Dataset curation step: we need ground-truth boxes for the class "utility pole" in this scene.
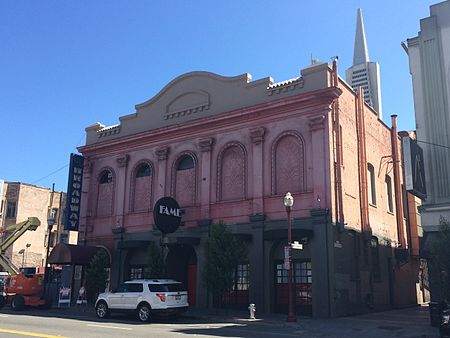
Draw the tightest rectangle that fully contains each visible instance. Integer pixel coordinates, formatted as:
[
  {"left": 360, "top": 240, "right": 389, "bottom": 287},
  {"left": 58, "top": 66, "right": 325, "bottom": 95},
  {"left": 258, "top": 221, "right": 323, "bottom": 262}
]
[{"left": 43, "top": 184, "right": 55, "bottom": 297}]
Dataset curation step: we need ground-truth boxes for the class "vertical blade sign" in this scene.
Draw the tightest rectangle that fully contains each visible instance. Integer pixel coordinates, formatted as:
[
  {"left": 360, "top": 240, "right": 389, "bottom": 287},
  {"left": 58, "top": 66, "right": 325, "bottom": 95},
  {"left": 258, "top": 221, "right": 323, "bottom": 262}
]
[{"left": 64, "top": 153, "right": 84, "bottom": 231}]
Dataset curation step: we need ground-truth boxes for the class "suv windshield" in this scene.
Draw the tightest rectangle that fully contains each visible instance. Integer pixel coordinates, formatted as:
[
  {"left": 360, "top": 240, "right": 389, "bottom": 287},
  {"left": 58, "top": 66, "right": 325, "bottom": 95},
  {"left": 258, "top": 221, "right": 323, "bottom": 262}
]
[{"left": 148, "top": 283, "right": 185, "bottom": 292}]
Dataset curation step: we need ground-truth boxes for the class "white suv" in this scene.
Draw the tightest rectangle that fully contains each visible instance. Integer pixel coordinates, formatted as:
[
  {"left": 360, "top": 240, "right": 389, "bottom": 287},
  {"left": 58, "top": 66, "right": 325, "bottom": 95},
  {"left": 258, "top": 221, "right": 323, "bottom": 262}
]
[{"left": 95, "top": 279, "right": 189, "bottom": 322}]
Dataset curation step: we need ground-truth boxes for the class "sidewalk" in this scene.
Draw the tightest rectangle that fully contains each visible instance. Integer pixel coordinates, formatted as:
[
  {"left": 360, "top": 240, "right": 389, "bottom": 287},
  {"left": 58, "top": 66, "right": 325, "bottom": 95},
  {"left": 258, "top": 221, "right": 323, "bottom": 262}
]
[
  {"left": 40, "top": 304, "right": 440, "bottom": 337},
  {"left": 185, "top": 307, "right": 303, "bottom": 326},
  {"left": 184, "top": 305, "right": 440, "bottom": 337}
]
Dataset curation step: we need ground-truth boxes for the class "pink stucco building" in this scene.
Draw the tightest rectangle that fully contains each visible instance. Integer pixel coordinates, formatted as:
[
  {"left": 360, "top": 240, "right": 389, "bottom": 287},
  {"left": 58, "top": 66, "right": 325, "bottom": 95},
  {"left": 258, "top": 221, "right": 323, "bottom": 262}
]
[{"left": 78, "top": 61, "right": 421, "bottom": 317}]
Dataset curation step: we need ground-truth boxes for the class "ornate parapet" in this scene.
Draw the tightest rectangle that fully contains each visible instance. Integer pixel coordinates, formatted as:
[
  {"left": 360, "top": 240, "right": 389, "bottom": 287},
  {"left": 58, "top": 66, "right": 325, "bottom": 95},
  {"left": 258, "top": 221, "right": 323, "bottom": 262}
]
[
  {"left": 98, "top": 125, "right": 121, "bottom": 138},
  {"left": 267, "top": 77, "right": 305, "bottom": 96}
]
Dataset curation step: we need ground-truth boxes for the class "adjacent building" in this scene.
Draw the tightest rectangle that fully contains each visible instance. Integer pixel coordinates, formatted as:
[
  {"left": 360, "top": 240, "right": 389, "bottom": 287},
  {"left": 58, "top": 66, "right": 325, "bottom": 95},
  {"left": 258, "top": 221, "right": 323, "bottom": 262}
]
[
  {"left": 405, "top": 0, "right": 450, "bottom": 302},
  {"left": 77, "top": 60, "right": 421, "bottom": 317},
  {"left": 346, "top": 8, "right": 383, "bottom": 119},
  {"left": 0, "top": 181, "right": 77, "bottom": 272}
]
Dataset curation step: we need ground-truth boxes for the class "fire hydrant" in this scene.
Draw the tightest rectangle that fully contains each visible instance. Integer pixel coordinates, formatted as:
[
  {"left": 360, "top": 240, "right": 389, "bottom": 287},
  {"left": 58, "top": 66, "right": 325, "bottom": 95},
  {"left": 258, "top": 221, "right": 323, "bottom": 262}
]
[{"left": 248, "top": 303, "right": 256, "bottom": 319}]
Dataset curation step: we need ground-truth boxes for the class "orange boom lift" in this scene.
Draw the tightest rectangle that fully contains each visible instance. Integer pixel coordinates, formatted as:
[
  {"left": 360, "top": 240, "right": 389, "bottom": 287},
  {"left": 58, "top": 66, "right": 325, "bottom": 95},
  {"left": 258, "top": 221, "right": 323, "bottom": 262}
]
[{"left": 0, "top": 217, "right": 50, "bottom": 310}]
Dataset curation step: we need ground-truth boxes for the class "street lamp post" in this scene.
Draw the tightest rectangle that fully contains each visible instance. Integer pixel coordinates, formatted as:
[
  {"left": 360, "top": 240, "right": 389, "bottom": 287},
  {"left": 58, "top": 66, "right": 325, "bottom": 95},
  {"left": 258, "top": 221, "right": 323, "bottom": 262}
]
[
  {"left": 25, "top": 243, "right": 31, "bottom": 268},
  {"left": 19, "top": 249, "right": 25, "bottom": 269},
  {"left": 283, "top": 192, "right": 296, "bottom": 322},
  {"left": 44, "top": 211, "right": 56, "bottom": 287}
]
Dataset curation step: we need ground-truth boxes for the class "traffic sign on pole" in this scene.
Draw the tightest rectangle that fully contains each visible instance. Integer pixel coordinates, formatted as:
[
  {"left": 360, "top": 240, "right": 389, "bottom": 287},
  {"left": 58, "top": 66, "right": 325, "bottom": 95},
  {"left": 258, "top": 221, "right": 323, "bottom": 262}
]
[{"left": 291, "top": 241, "right": 303, "bottom": 250}]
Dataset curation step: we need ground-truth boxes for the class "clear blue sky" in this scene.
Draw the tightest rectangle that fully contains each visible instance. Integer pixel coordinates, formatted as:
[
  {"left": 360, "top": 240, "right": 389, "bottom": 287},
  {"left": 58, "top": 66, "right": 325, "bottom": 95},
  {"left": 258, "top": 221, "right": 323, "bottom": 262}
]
[{"left": 0, "top": 1, "right": 433, "bottom": 192}]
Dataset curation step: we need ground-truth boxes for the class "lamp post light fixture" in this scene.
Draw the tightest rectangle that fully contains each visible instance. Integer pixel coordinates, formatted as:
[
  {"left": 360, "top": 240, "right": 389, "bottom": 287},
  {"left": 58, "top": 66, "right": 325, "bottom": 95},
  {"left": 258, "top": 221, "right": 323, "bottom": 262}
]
[
  {"left": 18, "top": 249, "right": 25, "bottom": 269},
  {"left": 283, "top": 192, "right": 296, "bottom": 322},
  {"left": 44, "top": 210, "right": 56, "bottom": 286},
  {"left": 46, "top": 212, "right": 55, "bottom": 262}
]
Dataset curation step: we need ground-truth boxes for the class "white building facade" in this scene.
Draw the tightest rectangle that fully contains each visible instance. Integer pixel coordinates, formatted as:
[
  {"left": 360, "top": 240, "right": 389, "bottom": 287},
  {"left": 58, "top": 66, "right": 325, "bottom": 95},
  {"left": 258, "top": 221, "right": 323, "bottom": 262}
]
[{"left": 406, "top": 0, "right": 450, "bottom": 301}]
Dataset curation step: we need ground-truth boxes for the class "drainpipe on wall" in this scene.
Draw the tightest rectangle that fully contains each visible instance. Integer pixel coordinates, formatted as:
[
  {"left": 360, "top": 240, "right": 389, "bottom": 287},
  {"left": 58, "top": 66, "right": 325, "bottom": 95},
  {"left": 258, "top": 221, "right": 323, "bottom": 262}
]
[
  {"left": 57, "top": 191, "right": 63, "bottom": 244},
  {"left": 398, "top": 130, "right": 415, "bottom": 255},
  {"left": 390, "top": 115, "right": 406, "bottom": 248},
  {"left": 355, "top": 88, "right": 370, "bottom": 234},
  {"left": 355, "top": 86, "right": 374, "bottom": 308},
  {"left": 332, "top": 58, "right": 344, "bottom": 226},
  {"left": 329, "top": 58, "right": 342, "bottom": 318}
]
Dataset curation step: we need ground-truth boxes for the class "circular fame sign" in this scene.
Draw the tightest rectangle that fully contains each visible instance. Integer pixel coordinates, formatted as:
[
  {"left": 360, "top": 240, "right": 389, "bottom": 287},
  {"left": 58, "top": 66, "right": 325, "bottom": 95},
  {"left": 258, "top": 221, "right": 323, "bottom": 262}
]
[{"left": 153, "top": 197, "right": 182, "bottom": 234}]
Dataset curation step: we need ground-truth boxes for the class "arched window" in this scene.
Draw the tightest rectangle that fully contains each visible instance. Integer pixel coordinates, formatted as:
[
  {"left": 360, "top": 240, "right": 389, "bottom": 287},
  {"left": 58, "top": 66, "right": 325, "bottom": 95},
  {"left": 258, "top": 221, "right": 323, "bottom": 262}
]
[
  {"left": 132, "top": 162, "right": 153, "bottom": 212},
  {"left": 368, "top": 163, "right": 376, "bottom": 206},
  {"left": 385, "top": 175, "right": 393, "bottom": 213},
  {"left": 177, "top": 156, "right": 194, "bottom": 170},
  {"left": 99, "top": 170, "right": 113, "bottom": 184},
  {"left": 136, "top": 164, "right": 152, "bottom": 178},
  {"left": 97, "top": 169, "right": 114, "bottom": 216},
  {"left": 272, "top": 133, "right": 305, "bottom": 195},
  {"left": 174, "top": 154, "right": 196, "bottom": 207},
  {"left": 219, "top": 144, "right": 246, "bottom": 201}
]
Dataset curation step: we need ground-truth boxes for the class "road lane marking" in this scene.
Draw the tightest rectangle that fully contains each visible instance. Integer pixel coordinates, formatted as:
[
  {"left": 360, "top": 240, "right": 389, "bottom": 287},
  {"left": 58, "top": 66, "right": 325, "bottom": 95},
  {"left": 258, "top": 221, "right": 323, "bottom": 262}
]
[
  {"left": 87, "top": 324, "right": 132, "bottom": 331},
  {"left": 0, "top": 328, "right": 68, "bottom": 338}
]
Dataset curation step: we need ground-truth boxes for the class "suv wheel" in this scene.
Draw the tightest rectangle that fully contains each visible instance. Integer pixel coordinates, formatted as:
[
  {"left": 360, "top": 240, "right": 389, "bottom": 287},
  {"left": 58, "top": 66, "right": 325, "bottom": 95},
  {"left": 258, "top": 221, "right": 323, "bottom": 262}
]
[
  {"left": 137, "top": 303, "right": 151, "bottom": 322},
  {"left": 95, "top": 301, "right": 109, "bottom": 319},
  {"left": 11, "top": 295, "right": 25, "bottom": 311}
]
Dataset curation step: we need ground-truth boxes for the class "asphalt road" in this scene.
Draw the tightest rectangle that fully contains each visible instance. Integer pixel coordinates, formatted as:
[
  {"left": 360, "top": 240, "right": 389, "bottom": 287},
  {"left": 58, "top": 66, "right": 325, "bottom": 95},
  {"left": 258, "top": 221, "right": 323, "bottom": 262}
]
[
  {"left": 0, "top": 310, "right": 304, "bottom": 338},
  {"left": 0, "top": 306, "right": 441, "bottom": 338}
]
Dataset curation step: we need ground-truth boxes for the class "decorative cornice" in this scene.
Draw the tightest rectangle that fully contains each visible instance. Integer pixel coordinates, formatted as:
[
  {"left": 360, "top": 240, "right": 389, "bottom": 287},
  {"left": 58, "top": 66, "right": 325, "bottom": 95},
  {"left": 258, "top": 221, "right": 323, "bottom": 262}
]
[
  {"left": 98, "top": 125, "right": 121, "bottom": 138},
  {"left": 116, "top": 154, "right": 129, "bottom": 168},
  {"left": 250, "top": 127, "right": 266, "bottom": 145},
  {"left": 199, "top": 138, "right": 214, "bottom": 152},
  {"left": 309, "top": 115, "right": 326, "bottom": 131},
  {"left": 155, "top": 147, "right": 169, "bottom": 161},
  {"left": 79, "top": 87, "right": 342, "bottom": 155},
  {"left": 164, "top": 103, "right": 210, "bottom": 121},
  {"left": 267, "top": 77, "right": 304, "bottom": 96}
]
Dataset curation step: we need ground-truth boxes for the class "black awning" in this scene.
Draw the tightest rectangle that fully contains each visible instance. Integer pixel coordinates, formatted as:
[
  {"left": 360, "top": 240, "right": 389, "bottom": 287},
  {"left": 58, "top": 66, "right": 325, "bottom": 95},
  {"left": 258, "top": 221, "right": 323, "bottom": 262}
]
[{"left": 47, "top": 243, "right": 100, "bottom": 265}]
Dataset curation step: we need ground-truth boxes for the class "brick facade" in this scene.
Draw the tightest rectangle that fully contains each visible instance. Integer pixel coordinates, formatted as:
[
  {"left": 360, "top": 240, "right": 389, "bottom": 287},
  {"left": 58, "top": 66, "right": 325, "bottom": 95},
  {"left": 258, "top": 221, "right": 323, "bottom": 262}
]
[
  {"left": 0, "top": 182, "right": 77, "bottom": 271},
  {"left": 78, "top": 62, "right": 421, "bottom": 317}
]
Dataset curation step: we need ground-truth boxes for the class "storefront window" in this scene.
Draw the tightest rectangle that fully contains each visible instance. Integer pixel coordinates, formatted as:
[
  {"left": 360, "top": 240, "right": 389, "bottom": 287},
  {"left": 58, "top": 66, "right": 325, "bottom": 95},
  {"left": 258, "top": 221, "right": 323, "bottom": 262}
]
[
  {"left": 129, "top": 266, "right": 144, "bottom": 280},
  {"left": 233, "top": 263, "right": 250, "bottom": 291}
]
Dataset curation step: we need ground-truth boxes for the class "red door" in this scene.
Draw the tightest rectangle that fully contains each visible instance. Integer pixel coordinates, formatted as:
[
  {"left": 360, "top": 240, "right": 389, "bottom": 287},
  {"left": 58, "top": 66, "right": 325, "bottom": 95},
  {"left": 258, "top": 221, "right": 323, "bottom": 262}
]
[
  {"left": 187, "top": 264, "right": 197, "bottom": 306},
  {"left": 274, "top": 260, "right": 312, "bottom": 316}
]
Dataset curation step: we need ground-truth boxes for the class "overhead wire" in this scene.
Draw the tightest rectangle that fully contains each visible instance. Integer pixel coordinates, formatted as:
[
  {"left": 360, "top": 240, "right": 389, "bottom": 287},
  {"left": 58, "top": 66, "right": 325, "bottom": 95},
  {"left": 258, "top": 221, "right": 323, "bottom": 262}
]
[
  {"left": 416, "top": 139, "right": 450, "bottom": 150},
  {"left": 31, "top": 133, "right": 85, "bottom": 185}
]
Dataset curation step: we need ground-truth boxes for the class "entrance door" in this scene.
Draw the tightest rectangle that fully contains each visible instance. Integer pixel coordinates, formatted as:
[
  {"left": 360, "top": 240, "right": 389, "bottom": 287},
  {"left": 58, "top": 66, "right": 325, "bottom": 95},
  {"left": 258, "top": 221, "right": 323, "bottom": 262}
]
[
  {"left": 274, "top": 260, "right": 312, "bottom": 316},
  {"left": 187, "top": 263, "right": 197, "bottom": 306},
  {"left": 222, "top": 263, "right": 250, "bottom": 309},
  {"left": 166, "top": 245, "right": 197, "bottom": 306}
]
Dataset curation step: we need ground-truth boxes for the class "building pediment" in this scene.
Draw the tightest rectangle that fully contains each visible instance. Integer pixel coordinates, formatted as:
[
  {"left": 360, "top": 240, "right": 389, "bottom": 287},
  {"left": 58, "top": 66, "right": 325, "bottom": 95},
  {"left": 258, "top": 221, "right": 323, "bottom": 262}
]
[
  {"left": 164, "top": 90, "right": 210, "bottom": 121},
  {"left": 84, "top": 64, "right": 331, "bottom": 145},
  {"left": 132, "top": 71, "right": 254, "bottom": 127}
]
